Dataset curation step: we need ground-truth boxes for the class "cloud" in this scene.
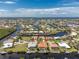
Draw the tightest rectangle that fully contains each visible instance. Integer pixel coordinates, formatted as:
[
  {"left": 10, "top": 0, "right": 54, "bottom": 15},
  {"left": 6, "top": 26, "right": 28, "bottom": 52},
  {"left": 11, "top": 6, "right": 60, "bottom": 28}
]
[
  {"left": 62, "top": 2, "right": 79, "bottom": 6},
  {"left": 58, "top": 0, "right": 79, "bottom": 7},
  {"left": 5, "top": 1, "right": 16, "bottom": 4},
  {"left": 0, "top": 7, "right": 79, "bottom": 17},
  {"left": 14, "top": 7, "right": 79, "bottom": 17},
  {"left": 0, "top": 1, "right": 16, "bottom": 4},
  {"left": 0, "top": 9, "right": 8, "bottom": 12}
]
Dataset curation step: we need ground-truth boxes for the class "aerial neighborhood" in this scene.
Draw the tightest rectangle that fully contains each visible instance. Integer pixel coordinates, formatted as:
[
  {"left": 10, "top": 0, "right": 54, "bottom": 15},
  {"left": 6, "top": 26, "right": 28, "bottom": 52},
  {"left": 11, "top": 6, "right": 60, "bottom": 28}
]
[{"left": 0, "top": 18, "right": 78, "bottom": 54}]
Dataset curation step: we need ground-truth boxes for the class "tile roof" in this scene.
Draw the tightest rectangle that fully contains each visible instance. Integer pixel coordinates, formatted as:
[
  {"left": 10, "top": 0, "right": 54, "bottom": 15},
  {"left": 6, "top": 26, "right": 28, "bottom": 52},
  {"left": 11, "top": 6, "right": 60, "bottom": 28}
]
[
  {"left": 38, "top": 42, "right": 47, "bottom": 48},
  {"left": 50, "top": 43, "right": 58, "bottom": 48}
]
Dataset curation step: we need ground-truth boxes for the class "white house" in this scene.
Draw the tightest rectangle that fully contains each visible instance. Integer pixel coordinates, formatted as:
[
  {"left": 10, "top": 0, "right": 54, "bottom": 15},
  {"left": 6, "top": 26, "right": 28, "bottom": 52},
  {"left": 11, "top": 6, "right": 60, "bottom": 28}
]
[
  {"left": 13, "top": 36, "right": 17, "bottom": 39},
  {"left": 2, "top": 39, "right": 13, "bottom": 48},
  {"left": 58, "top": 42, "right": 70, "bottom": 48},
  {"left": 3, "top": 43, "right": 13, "bottom": 48},
  {"left": 54, "top": 36, "right": 60, "bottom": 39},
  {"left": 70, "top": 32, "right": 77, "bottom": 36},
  {"left": 5, "top": 25, "right": 9, "bottom": 28},
  {"left": 28, "top": 41, "right": 37, "bottom": 48}
]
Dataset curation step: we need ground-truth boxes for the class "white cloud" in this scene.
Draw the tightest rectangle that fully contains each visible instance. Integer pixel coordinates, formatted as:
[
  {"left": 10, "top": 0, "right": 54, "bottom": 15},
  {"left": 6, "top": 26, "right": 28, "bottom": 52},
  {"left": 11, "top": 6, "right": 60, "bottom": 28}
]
[
  {"left": 0, "top": 7, "right": 79, "bottom": 17},
  {"left": 5, "top": 1, "right": 16, "bottom": 4},
  {"left": 63, "top": 2, "right": 79, "bottom": 6},
  {"left": 0, "top": 1, "right": 16, "bottom": 4},
  {"left": 0, "top": 9, "right": 8, "bottom": 12},
  {"left": 14, "top": 7, "right": 79, "bottom": 16}
]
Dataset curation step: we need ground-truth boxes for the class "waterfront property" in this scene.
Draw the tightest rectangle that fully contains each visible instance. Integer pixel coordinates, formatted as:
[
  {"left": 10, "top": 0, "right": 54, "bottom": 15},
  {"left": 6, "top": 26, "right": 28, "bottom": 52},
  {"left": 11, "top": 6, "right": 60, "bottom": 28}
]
[
  {"left": 28, "top": 41, "right": 37, "bottom": 48},
  {"left": 58, "top": 42, "right": 70, "bottom": 48},
  {"left": 0, "top": 18, "right": 78, "bottom": 59}
]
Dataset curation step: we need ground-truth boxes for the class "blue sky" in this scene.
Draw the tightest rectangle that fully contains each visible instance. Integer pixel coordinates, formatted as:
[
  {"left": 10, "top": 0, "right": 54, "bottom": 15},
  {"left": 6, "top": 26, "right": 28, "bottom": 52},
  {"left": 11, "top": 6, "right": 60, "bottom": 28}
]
[{"left": 0, "top": 0, "right": 79, "bottom": 17}]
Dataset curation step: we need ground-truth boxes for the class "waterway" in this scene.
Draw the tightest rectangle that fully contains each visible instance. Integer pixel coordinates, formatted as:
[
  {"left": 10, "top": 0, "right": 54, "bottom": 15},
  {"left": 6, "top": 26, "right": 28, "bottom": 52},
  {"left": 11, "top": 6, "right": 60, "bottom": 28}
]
[
  {"left": 0, "top": 53, "right": 79, "bottom": 59},
  {"left": 54, "top": 32, "right": 67, "bottom": 37}
]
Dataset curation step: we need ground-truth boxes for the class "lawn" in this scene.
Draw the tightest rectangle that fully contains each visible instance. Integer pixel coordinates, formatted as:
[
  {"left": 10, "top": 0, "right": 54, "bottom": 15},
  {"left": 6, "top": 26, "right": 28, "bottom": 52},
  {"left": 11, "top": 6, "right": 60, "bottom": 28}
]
[
  {"left": 54, "top": 39, "right": 61, "bottom": 43},
  {"left": 21, "top": 36, "right": 31, "bottom": 41},
  {"left": 4, "top": 44, "right": 28, "bottom": 52},
  {"left": 0, "top": 28, "right": 15, "bottom": 38},
  {"left": 49, "top": 40, "right": 55, "bottom": 43},
  {"left": 59, "top": 47, "right": 66, "bottom": 52},
  {"left": 66, "top": 47, "right": 77, "bottom": 52}
]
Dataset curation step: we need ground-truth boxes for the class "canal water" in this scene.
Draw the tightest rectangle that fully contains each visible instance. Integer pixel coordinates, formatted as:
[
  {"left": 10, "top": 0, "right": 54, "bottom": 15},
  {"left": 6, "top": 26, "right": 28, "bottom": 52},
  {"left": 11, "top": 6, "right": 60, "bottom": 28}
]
[
  {"left": 11, "top": 24, "right": 21, "bottom": 37},
  {"left": 54, "top": 32, "right": 67, "bottom": 37},
  {"left": 0, "top": 53, "right": 79, "bottom": 59}
]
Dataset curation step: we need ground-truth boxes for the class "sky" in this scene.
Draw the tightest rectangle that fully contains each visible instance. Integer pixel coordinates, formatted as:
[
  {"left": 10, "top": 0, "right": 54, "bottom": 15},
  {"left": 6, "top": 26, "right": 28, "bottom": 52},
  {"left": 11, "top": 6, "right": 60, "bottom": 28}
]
[{"left": 0, "top": 0, "right": 79, "bottom": 17}]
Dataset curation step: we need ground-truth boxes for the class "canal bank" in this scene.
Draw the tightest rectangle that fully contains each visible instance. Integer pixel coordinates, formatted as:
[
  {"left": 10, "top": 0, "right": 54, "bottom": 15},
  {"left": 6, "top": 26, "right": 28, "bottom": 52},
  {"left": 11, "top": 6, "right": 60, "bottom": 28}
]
[
  {"left": 0, "top": 24, "right": 20, "bottom": 42},
  {"left": 0, "top": 29, "right": 16, "bottom": 40}
]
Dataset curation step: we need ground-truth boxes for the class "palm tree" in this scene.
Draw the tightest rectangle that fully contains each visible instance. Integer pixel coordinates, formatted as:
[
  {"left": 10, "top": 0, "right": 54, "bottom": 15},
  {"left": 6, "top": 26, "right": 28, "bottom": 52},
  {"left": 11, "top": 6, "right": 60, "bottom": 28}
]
[{"left": 12, "top": 39, "right": 15, "bottom": 47}]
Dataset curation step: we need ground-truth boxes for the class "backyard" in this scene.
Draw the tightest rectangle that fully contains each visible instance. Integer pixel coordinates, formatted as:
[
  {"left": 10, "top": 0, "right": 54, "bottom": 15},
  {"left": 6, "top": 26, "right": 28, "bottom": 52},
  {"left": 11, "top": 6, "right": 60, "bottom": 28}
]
[{"left": 4, "top": 44, "right": 28, "bottom": 52}]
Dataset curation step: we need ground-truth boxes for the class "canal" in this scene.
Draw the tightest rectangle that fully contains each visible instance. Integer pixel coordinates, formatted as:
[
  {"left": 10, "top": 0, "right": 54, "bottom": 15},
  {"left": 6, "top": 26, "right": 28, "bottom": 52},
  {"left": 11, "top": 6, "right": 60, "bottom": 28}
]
[{"left": 0, "top": 53, "right": 79, "bottom": 59}]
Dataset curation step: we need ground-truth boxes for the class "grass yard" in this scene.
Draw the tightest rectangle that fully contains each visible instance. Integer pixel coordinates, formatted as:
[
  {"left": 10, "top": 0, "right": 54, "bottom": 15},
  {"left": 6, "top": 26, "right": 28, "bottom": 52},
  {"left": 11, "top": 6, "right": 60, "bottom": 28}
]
[
  {"left": 0, "top": 28, "right": 15, "bottom": 38},
  {"left": 54, "top": 39, "right": 61, "bottom": 43},
  {"left": 21, "top": 36, "right": 31, "bottom": 41},
  {"left": 4, "top": 44, "right": 28, "bottom": 52},
  {"left": 66, "top": 47, "right": 77, "bottom": 52}
]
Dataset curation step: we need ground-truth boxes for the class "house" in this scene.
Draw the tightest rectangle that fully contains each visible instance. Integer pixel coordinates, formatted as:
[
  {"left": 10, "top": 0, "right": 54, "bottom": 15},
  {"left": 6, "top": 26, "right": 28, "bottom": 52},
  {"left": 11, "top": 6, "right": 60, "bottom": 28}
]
[
  {"left": 5, "top": 25, "right": 9, "bottom": 28},
  {"left": 38, "top": 41, "right": 47, "bottom": 48},
  {"left": 3, "top": 43, "right": 13, "bottom": 48},
  {"left": 58, "top": 42, "right": 70, "bottom": 48},
  {"left": 54, "top": 37, "right": 60, "bottom": 39},
  {"left": 13, "top": 36, "right": 17, "bottom": 39},
  {"left": 70, "top": 32, "right": 77, "bottom": 36},
  {"left": 48, "top": 41, "right": 58, "bottom": 48},
  {"left": 49, "top": 43, "right": 58, "bottom": 48},
  {"left": 28, "top": 41, "right": 37, "bottom": 48},
  {"left": 2, "top": 39, "right": 13, "bottom": 48}
]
